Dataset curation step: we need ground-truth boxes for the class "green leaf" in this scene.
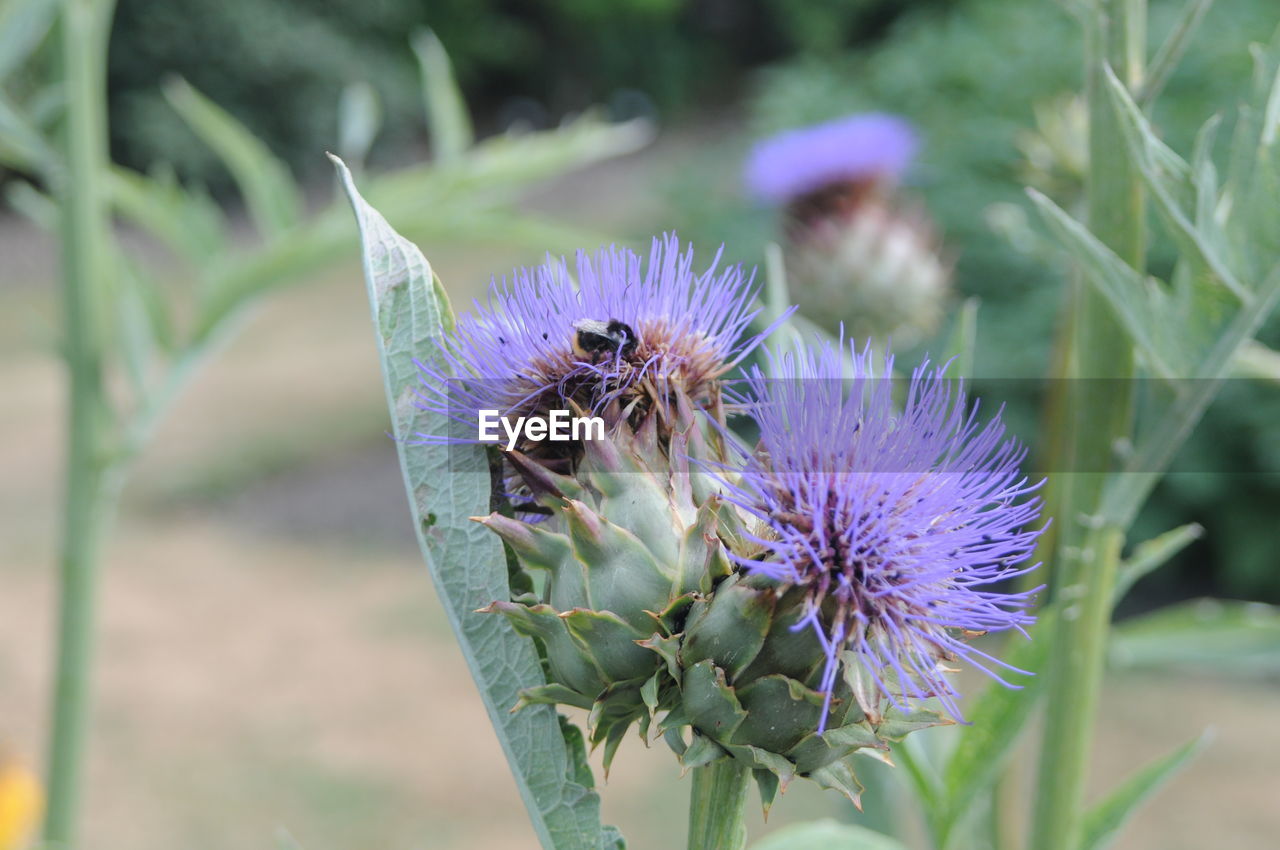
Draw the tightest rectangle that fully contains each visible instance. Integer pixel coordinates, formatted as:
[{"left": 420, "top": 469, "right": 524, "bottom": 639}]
[
  {"left": 112, "top": 255, "right": 175, "bottom": 395},
  {"left": 194, "top": 112, "right": 646, "bottom": 341},
  {"left": 1026, "top": 189, "right": 1179, "bottom": 379},
  {"left": 1078, "top": 731, "right": 1211, "bottom": 850},
  {"left": 274, "top": 826, "right": 306, "bottom": 850},
  {"left": 1099, "top": 263, "right": 1280, "bottom": 529},
  {"left": 1112, "top": 523, "right": 1204, "bottom": 605},
  {"left": 411, "top": 29, "right": 473, "bottom": 162},
  {"left": 108, "top": 165, "right": 227, "bottom": 270},
  {"left": 4, "top": 178, "right": 56, "bottom": 229},
  {"left": 1233, "top": 339, "right": 1280, "bottom": 385},
  {"left": 887, "top": 736, "right": 939, "bottom": 813},
  {"left": 936, "top": 611, "right": 1055, "bottom": 846},
  {"left": 336, "top": 82, "right": 381, "bottom": 174},
  {"left": 749, "top": 819, "right": 908, "bottom": 850},
  {"left": 1103, "top": 66, "right": 1249, "bottom": 301},
  {"left": 363, "top": 111, "right": 652, "bottom": 211},
  {"left": 1110, "top": 598, "right": 1280, "bottom": 676},
  {"left": 164, "top": 76, "right": 302, "bottom": 238},
  {"left": 331, "top": 154, "right": 621, "bottom": 850},
  {"left": 941, "top": 297, "right": 979, "bottom": 380},
  {"left": 1188, "top": 115, "right": 1226, "bottom": 259},
  {"left": 1222, "top": 31, "right": 1280, "bottom": 285},
  {"left": 0, "top": 89, "right": 56, "bottom": 174},
  {"left": 0, "top": 0, "right": 58, "bottom": 80},
  {"left": 1137, "top": 0, "right": 1216, "bottom": 107}
]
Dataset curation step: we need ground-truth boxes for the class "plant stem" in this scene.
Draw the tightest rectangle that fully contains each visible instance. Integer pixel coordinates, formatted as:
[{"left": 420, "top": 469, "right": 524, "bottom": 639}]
[
  {"left": 1030, "top": 2, "right": 1146, "bottom": 849},
  {"left": 43, "top": 0, "right": 117, "bottom": 845},
  {"left": 687, "top": 760, "right": 751, "bottom": 850}
]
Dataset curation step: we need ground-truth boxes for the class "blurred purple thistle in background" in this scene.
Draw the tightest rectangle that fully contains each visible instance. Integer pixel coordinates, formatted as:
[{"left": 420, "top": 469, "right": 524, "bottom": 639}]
[
  {"left": 718, "top": 342, "right": 1044, "bottom": 727},
  {"left": 744, "top": 112, "right": 918, "bottom": 204},
  {"left": 745, "top": 113, "right": 949, "bottom": 348}
]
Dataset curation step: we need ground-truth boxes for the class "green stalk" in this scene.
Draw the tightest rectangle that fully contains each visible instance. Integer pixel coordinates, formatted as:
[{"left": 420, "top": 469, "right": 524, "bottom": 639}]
[
  {"left": 43, "top": 0, "right": 117, "bottom": 844},
  {"left": 687, "top": 760, "right": 751, "bottom": 850},
  {"left": 1030, "top": 2, "right": 1145, "bottom": 849}
]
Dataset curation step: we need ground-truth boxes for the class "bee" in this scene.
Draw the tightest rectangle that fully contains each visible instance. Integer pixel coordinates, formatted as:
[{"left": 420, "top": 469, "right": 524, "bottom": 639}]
[{"left": 571, "top": 318, "right": 638, "bottom": 360}]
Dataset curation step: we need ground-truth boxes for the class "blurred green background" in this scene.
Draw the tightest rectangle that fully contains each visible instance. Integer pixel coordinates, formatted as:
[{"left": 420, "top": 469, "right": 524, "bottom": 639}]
[
  {"left": 3, "top": 0, "right": 1278, "bottom": 848},
  {"left": 95, "top": 0, "right": 1280, "bottom": 600}
]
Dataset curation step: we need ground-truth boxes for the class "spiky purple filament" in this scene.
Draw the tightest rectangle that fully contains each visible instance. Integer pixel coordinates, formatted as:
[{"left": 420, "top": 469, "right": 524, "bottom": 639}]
[{"left": 719, "top": 343, "right": 1044, "bottom": 730}]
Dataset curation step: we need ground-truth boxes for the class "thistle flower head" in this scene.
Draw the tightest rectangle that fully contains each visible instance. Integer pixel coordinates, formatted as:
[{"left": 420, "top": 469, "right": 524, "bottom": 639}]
[
  {"left": 717, "top": 342, "right": 1043, "bottom": 727},
  {"left": 784, "top": 199, "right": 950, "bottom": 347},
  {"left": 744, "top": 113, "right": 918, "bottom": 205},
  {"left": 417, "top": 234, "right": 769, "bottom": 467},
  {"left": 744, "top": 114, "right": 944, "bottom": 346}
]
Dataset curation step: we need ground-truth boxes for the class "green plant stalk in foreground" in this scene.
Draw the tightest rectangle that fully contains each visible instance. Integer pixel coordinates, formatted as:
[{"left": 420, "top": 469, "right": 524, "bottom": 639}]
[
  {"left": 1031, "top": 1, "right": 1145, "bottom": 848},
  {"left": 44, "top": 0, "right": 118, "bottom": 844},
  {"left": 687, "top": 760, "right": 751, "bottom": 850}
]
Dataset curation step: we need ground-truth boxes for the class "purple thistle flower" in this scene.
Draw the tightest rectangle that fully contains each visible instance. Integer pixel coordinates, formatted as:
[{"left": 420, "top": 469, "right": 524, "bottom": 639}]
[
  {"left": 716, "top": 342, "right": 1043, "bottom": 729},
  {"left": 744, "top": 113, "right": 919, "bottom": 204},
  {"left": 416, "top": 234, "right": 774, "bottom": 466}
]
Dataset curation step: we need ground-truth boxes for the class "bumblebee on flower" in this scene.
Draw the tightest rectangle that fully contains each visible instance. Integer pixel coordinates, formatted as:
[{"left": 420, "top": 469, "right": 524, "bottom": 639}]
[{"left": 415, "top": 233, "right": 776, "bottom": 478}]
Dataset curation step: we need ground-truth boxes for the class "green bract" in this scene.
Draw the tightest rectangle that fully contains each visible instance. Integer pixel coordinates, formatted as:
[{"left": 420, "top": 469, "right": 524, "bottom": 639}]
[
  {"left": 478, "top": 401, "right": 949, "bottom": 811},
  {"left": 788, "top": 200, "right": 950, "bottom": 348},
  {"left": 663, "top": 568, "right": 950, "bottom": 813},
  {"left": 479, "top": 405, "right": 733, "bottom": 771}
]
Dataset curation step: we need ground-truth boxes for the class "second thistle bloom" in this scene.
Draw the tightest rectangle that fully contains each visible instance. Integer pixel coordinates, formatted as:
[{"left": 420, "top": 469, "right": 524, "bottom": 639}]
[
  {"left": 719, "top": 343, "right": 1043, "bottom": 725},
  {"left": 746, "top": 113, "right": 949, "bottom": 347}
]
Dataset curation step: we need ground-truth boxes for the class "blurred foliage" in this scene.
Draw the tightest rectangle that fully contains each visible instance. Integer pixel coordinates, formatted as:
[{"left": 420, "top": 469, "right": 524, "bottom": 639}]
[
  {"left": 17, "top": 0, "right": 1280, "bottom": 602},
  {"left": 3, "top": 4, "right": 649, "bottom": 837},
  {"left": 104, "top": 0, "right": 947, "bottom": 181},
  {"left": 665, "top": 0, "right": 1280, "bottom": 601},
  {"left": 2, "top": 0, "right": 653, "bottom": 516},
  {"left": 1111, "top": 597, "right": 1280, "bottom": 675},
  {"left": 107, "top": 0, "right": 421, "bottom": 182}
]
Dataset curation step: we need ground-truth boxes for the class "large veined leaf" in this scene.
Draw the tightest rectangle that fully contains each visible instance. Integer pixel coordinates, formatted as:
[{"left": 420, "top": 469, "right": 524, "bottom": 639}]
[{"left": 332, "top": 154, "right": 623, "bottom": 850}]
